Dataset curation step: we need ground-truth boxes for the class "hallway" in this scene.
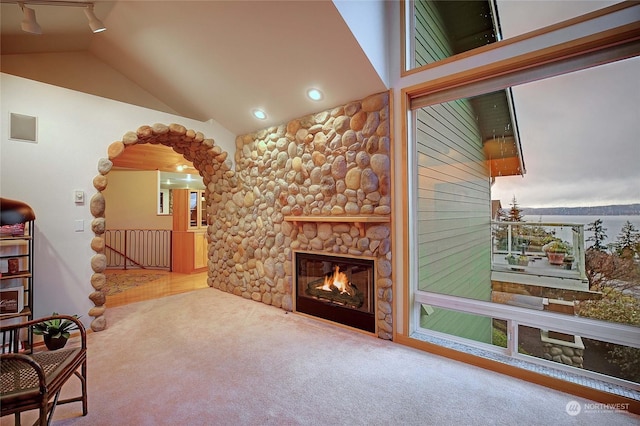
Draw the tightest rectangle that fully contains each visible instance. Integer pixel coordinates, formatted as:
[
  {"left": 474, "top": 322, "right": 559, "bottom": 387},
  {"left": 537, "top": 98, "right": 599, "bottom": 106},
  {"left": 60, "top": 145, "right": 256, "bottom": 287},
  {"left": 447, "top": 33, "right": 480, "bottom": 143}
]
[{"left": 105, "top": 269, "right": 209, "bottom": 308}]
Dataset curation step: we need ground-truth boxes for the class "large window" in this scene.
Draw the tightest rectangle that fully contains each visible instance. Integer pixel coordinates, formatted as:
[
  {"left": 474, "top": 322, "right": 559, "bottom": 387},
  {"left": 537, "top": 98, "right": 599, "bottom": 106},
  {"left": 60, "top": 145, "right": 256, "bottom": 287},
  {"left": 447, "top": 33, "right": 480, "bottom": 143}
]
[
  {"left": 406, "top": 0, "right": 624, "bottom": 72},
  {"left": 413, "top": 59, "right": 640, "bottom": 385},
  {"left": 410, "top": 0, "right": 499, "bottom": 69},
  {"left": 404, "top": 1, "right": 640, "bottom": 394}
]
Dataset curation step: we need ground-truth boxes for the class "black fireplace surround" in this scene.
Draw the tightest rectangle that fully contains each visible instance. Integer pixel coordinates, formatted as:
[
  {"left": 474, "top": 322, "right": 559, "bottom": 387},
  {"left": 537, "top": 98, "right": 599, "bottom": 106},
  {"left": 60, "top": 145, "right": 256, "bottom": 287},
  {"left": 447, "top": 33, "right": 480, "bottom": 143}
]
[{"left": 295, "top": 252, "right": 375, "bottom": 333}]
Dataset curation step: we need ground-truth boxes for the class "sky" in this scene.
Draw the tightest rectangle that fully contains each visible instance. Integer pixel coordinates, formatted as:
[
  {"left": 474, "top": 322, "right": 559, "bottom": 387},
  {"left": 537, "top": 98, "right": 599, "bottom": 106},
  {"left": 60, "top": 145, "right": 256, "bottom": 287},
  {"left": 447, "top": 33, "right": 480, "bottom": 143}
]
[{"left": 489, "top": 1, "right": 640, "bottom": 208}]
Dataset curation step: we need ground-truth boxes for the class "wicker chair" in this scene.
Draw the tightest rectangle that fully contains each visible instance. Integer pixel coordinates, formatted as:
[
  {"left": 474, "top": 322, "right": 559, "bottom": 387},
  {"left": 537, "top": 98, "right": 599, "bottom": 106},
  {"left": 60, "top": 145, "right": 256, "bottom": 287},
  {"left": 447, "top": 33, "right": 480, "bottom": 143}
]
[{"left": 1, "top": 315, "right": 87, "bottom": 425}]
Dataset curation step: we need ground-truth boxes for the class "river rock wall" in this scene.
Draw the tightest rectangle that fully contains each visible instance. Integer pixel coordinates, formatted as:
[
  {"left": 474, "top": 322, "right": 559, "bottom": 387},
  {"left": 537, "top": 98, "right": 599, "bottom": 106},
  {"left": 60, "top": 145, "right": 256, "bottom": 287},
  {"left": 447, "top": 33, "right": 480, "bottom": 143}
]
[{"left": 206, "top": 91, "right": 393, "bottom": 339}]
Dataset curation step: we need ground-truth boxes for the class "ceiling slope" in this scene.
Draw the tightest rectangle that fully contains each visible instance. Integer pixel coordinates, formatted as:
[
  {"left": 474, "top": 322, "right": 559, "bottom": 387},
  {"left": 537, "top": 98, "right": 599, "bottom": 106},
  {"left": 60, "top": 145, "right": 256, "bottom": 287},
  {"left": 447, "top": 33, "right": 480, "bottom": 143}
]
[{"left": 1, "top": 0, "right": 388, "bottom": 136}]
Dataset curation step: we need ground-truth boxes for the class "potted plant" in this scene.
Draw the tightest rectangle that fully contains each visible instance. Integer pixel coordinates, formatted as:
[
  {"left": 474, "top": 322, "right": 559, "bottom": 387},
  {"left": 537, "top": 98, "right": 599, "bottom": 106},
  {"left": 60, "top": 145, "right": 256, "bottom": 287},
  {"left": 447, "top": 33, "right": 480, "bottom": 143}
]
[
  {"left": 505, "top": 253, "right": 528, "bottom": 268},
  {"left": 32, "top": 312, "right": 80, "bottom": 350},
  {"left": 543, "top": 240, "right": 571, "bottom": 265},
  {"left": 517, "top": 254, "right": 529, "bottom": 266}
]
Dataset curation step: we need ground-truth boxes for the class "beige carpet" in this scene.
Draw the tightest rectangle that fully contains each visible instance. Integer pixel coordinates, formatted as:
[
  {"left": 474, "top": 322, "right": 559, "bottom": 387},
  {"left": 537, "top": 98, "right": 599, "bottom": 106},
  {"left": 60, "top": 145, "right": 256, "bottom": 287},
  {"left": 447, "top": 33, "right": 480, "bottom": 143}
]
[{"left": 6, "top": 288, "right": 639, "bottom": 426}]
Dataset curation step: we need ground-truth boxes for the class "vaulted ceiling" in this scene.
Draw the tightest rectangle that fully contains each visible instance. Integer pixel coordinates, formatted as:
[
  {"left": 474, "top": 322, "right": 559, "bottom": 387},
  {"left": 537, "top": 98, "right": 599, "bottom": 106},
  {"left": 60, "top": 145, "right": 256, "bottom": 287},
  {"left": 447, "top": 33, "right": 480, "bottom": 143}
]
[{"left": 1, "top": 0, "right": 387, "bottom": 137}]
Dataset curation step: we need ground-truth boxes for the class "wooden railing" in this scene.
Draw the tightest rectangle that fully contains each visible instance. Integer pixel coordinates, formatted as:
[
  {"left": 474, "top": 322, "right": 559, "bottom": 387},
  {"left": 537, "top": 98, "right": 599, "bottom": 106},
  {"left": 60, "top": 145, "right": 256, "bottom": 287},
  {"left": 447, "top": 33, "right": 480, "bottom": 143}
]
[{"left": 104, "top": 229, "right": 172, "bottom": 270}]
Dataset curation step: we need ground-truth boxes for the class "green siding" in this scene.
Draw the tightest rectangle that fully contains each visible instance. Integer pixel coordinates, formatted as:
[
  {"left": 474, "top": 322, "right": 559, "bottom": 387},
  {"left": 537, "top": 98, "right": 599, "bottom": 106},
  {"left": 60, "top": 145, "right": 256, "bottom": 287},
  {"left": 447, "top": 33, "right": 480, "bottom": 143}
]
[
  {"left": 414, "top": 1, "right": 452, "bottom": 66},
  {"left": 413, "top": 1, "right": 498, "bottom": 68},
  {"left": 416, "top": 99, "right": 492, "bottom": 343},
  {"left": 420, "top": 307, "right": 493, "bottom": 343}
]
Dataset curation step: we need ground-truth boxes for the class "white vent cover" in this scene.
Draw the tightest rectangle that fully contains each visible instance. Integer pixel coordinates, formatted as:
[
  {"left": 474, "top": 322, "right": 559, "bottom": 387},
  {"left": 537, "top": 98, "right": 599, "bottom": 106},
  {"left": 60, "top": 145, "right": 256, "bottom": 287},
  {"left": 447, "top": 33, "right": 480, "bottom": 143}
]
[{"left": 10, "top": 113, "right": 37, "bottom": 142}]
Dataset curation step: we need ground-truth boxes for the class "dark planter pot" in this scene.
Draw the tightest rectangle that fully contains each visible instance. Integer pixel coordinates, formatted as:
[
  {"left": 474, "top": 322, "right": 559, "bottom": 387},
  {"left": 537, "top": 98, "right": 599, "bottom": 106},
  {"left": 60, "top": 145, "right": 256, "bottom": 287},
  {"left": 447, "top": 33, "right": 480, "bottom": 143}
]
[{"left": 44, "top": 335, "right": 68, "bottom": 351}]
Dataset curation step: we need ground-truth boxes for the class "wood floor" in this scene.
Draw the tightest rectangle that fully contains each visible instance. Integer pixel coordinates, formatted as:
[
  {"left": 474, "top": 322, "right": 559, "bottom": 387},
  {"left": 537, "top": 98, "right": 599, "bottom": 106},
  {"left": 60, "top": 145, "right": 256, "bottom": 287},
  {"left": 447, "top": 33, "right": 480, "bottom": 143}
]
[{"left": 106, "top": 269, "right": 209, "bottom": 308}]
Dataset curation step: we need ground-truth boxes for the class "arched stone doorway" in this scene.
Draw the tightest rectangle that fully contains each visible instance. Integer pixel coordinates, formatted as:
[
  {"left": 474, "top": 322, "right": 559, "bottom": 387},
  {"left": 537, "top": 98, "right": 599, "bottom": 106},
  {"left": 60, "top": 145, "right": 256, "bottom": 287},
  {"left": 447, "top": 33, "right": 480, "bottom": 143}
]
[{"left": 87, "top": 123, "right": 232, "bottom": 332}]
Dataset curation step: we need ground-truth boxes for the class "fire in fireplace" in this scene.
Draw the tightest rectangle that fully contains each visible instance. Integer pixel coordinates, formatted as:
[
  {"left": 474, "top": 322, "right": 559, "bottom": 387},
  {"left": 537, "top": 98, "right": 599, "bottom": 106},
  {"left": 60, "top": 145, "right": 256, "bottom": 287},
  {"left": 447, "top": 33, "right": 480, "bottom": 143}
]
[
  {"left": 295, "top": 252, "right": 375, "bottom": 333},
  {"left": 308, "top": 265, "right": 365, "bottom": 308}
]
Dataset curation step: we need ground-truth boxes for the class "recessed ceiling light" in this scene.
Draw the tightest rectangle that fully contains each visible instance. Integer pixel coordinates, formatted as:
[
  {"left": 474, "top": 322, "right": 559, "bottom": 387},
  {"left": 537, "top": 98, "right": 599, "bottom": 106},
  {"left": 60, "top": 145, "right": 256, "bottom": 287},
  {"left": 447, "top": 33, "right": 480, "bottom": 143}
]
[
  {"left": 252, "top": 109, "right": 267, "bottom": 120},
  {"left": 307, "top": 88, "right": 323, "bottom": 101}
]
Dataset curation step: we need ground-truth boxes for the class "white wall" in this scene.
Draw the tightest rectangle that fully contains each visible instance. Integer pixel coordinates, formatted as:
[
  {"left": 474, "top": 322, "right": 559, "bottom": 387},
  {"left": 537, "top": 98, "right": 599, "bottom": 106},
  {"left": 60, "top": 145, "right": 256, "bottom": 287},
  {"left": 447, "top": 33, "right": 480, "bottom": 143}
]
[
  {"left": 333, "top": 0, "right": 390, "bottom": 87},
  {"left": 0, "top": 73, "right": 235, "bottom": 325}
]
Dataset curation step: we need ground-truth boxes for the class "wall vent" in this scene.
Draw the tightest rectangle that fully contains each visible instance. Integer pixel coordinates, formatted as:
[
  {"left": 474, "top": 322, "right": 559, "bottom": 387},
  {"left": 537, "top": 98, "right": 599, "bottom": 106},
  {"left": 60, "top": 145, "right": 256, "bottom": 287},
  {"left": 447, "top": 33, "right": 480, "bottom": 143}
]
[{"left": 10, "top": 113, "right": 37, "bottom": 143}]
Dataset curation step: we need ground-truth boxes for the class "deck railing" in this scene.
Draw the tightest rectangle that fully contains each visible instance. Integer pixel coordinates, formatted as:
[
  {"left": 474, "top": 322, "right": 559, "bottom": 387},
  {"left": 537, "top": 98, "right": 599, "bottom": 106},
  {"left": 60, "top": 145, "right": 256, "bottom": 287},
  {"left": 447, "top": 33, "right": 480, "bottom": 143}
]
[
  {"left": 491, "top": 221, "right": 587, "bottom": 282},
  {"left": 105, "top": 229, "right": 172, "bottom": 270}
]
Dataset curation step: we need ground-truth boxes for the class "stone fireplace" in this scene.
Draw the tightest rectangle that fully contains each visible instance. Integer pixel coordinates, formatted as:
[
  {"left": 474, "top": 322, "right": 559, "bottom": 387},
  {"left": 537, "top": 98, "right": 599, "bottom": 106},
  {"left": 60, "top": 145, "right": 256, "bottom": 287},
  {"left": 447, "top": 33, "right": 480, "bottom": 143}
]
[
  {"left": 208, "top": 91, "right": 393, "bottom": 339},
  {"left": 295, "top": 251, "right": 375, "bottom": 333}
]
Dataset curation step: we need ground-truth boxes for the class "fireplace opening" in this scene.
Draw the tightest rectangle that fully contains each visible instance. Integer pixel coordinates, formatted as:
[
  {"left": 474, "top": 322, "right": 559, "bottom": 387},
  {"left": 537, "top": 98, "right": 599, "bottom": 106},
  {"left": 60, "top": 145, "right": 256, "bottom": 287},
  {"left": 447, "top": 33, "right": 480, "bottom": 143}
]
[{"left": 295, "top": 252, "right": 375, "bottom": 333}]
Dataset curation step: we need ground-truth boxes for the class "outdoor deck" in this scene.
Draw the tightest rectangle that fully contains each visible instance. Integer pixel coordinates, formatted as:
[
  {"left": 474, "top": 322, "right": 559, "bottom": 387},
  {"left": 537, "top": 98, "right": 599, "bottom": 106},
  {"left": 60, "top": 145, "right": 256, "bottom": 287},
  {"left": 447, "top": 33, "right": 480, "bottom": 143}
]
[
  {"left": 491, "top": 221, "right": 589, "bottom": 292},
  {"left": 491, "top": 251, "right": 589, "bottom": 291}
]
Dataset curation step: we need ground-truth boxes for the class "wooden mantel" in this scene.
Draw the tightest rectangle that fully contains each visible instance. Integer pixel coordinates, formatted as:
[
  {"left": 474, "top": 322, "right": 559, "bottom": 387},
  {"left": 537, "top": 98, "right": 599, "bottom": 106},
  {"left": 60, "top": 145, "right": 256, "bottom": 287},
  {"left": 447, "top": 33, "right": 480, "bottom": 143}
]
[{"left": 284, "top": 215, "right": 390, "bottom": 237}]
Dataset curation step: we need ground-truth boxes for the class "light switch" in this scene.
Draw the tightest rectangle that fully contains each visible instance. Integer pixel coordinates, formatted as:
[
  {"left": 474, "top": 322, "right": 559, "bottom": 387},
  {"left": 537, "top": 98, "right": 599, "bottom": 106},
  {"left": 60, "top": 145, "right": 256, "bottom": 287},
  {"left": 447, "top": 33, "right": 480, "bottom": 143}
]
[
  {"left": 74, "top": 190, "right": 84, "bottom": 204},
  {"left": 75, "top": 220, "right": 84, "bottom": 232}
]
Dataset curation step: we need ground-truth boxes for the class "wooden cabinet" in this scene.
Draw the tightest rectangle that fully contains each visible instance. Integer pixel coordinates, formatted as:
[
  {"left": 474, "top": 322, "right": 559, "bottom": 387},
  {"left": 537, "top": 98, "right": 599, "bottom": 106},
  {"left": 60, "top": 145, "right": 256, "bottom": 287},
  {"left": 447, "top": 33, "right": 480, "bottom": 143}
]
[
  {"left": 172, "top": 231, "right": 208, "bottom": 273},
  {"left": 173, "top": 189, "right": 207, "bottom": 232},
  {"left": 172, "top": 189, "right": 208, "bottom": 273},
  {"left": 194, "top": 232, "right": 208, "bottom": 269},
  {"left": 1, "top": 220, "right": 34, "bottom": 350}
]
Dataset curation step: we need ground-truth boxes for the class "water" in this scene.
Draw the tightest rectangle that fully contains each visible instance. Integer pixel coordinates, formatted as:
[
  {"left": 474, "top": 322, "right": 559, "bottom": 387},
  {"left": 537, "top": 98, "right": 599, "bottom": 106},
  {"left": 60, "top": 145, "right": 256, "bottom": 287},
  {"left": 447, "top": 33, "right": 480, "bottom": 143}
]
[{"left": 524, "top": 215, "right": 640, "bottom": 247}]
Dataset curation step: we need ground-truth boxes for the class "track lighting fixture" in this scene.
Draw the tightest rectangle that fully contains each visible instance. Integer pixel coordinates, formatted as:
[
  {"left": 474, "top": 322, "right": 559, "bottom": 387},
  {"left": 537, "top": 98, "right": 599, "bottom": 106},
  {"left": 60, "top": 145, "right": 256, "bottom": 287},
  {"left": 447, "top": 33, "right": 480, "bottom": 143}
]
[
  {"left": 5, "top": 1, "right": 107, "bottom": 34},
  {"left": 83, "top": 4, "right": 105, "bottom": 33},
  {"left": 18, "top": 2, "right": 42, "bottom": 34}
]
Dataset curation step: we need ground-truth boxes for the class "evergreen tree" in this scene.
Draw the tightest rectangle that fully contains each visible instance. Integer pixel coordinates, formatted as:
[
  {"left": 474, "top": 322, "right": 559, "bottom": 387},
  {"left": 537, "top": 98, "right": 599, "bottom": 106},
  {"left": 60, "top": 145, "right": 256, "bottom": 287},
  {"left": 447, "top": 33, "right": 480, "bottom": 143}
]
[
  {"left": 506, "top": 196, "right": 524, "bottom": 222},
  {"left": 613, "top": 221, "right": 640, "bottom": 259},
  {"left": 586, "top": 218, "right": 608, "bottom": 252},
  {"left": 495, "top": 207, "right": 508, "bottom": 222}
]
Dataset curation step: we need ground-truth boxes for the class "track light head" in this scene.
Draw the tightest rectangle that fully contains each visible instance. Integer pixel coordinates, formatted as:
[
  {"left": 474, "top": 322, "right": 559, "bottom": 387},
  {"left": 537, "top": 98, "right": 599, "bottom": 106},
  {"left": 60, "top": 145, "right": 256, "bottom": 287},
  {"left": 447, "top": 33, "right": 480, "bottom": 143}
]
[
  {"left": 19, "top": 3, "right": 42, "bottom": 35},
  {"left": 13, "top": 1, "right": 107, "bottom": 35},
  {"left": 84, "top": 4, "right": 106, "bottom": 33}
]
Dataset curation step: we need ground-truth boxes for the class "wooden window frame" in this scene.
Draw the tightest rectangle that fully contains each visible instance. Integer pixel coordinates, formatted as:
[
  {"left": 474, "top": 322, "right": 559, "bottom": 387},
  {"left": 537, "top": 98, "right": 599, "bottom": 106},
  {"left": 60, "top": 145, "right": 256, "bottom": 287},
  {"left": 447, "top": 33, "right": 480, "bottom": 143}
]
[{"left": 397, "top": 1, "right": 640, "bottom": 410}]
